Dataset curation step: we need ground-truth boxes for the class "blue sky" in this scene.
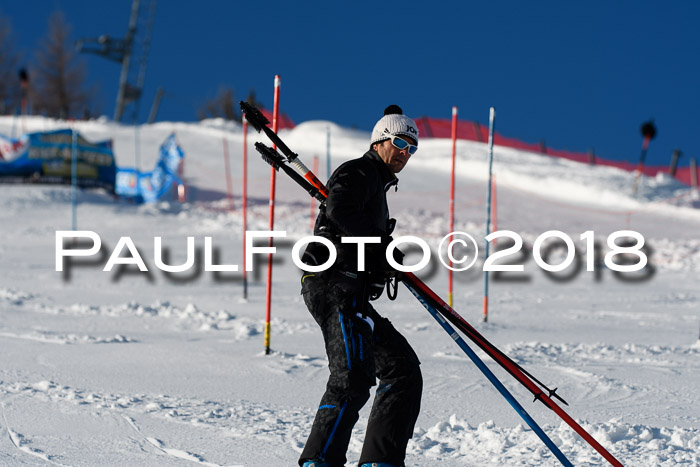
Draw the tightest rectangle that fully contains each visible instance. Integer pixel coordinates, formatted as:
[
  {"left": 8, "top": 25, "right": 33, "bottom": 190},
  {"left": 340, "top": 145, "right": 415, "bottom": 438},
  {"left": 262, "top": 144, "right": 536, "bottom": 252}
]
[{"left": 2, "top": 0, "right": 698, "bottom": 167}]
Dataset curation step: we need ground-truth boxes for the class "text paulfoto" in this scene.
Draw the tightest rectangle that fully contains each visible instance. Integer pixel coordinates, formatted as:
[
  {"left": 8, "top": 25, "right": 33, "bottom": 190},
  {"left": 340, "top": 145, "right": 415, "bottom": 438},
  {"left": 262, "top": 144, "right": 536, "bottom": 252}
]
[{"left": 55, "top": 230, "right": 648, "bottom": 274}]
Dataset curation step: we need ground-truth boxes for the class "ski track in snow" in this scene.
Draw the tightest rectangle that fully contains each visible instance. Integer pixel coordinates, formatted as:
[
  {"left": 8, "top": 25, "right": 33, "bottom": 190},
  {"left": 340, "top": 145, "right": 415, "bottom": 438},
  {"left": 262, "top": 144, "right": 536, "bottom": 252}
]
[
  {"left": 0, "top": 377, "right": 312, "bottom": 465},
  {"left": 0, "top": 288, "right": 314, "bottom": 339},
  {"left": 0, "top": 330, "right": 136, "bottom": 345},
  {"left": 124, "top": 416, "right": 239, "bottom": 467},
  {"left": 256, "top": 350, "right": 327, "bottom": 376},
  {"left": 2, "top": 402, "right": 70, "bottom": 466},
  {"left": 505, "top": 341, "right": 700, "bottom": 368}
]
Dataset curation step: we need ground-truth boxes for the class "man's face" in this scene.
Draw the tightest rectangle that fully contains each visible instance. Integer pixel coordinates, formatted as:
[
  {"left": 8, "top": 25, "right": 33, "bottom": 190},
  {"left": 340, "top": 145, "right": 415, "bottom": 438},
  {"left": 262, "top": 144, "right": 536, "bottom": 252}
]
[{"left": 374, "top": 135, "right": 416, "bottom": 173}]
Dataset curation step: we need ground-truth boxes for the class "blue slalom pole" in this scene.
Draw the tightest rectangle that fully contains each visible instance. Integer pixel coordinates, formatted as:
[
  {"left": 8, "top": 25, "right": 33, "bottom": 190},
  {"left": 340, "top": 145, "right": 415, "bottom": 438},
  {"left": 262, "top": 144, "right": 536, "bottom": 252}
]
[
  {"left": 404, "top": 282, "right": 573, "bottom": 467},
  {"left": 483, "top": 107, "right": 495, "bottom": 323},
  {"left": 71, "top": 128, "right": 78, "bottom": 231}
]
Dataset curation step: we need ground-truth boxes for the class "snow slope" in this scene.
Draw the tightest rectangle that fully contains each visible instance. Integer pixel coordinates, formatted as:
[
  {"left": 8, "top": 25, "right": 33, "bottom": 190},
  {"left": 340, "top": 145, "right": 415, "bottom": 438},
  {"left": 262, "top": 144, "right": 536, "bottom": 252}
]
[{"left": 1, "top": 114, "right": 699, "bottom": 466}]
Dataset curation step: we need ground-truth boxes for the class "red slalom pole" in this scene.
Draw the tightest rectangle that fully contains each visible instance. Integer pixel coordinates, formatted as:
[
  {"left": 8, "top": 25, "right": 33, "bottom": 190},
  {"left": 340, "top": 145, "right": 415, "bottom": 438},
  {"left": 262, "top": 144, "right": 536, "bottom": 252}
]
[
  {"left": 242, "top": 117, "right": 249, "bottom": 300},
  {"left": 264, "top": 75, "right": 281, "bottom": 355},
  {"left": 310, "top": 155, "right": 319, "bottom": 230},
  {"left": 223, "top": 137, "right": 234, "bottom": 212},
  {"left": 448, "top": 106, "right": 457, "bottom": 307}
]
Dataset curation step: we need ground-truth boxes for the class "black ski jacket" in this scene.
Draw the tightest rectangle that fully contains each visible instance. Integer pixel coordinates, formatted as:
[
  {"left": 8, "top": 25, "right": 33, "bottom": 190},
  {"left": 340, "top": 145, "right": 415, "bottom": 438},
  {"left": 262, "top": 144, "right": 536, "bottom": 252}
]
[{"left": 303, "top": 149, "right": 398, "bottom": 275}]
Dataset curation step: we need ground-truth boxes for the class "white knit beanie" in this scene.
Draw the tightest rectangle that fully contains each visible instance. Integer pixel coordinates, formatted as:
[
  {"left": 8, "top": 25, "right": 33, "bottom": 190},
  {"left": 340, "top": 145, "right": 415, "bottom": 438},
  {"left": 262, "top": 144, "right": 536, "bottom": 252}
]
[{"left": 370, "top": 105, "right": 419, "bottom": 147}]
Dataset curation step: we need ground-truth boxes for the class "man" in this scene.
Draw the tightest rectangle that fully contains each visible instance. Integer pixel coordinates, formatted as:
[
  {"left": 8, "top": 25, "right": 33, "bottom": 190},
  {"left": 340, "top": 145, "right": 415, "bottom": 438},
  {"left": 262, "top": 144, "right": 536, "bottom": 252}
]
[{"left": 299, "top": 105, "right": 422, "bottom": 467}]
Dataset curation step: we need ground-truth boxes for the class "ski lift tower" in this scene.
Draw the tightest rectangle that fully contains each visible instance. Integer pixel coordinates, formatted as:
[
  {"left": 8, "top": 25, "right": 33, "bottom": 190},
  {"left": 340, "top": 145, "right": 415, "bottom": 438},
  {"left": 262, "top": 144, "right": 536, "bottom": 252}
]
[{"left": 76, "top": 0, "right": 157, "bottom": 123}]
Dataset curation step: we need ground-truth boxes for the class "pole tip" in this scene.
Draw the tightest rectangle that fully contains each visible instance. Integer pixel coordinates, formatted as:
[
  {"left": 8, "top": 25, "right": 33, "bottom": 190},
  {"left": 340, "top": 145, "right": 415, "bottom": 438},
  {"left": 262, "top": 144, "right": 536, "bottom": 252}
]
[{"left": 452, "top": 106, "right": 458, "bottom": 115}]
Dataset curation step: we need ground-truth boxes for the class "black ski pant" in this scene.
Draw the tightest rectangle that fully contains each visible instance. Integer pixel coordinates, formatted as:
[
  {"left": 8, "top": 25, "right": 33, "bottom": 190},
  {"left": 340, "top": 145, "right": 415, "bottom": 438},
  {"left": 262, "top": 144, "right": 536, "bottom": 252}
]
[{"left": 299, "top": 276, "right": 422, "bottom": 467}]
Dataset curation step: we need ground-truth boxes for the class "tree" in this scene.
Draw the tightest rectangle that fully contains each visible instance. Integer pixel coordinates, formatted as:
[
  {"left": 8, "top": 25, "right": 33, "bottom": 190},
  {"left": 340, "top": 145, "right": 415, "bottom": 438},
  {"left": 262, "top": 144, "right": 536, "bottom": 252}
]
[
  {"left": 245, "top": 89, "right": 264, "bottom": 112},
  {"left": 197, "top": 87, "right": 266, "bottom": 122},
  {"left": 197, "top": 86, "right": 238, "bottom": 121},
  {"left": 0, "top": 11, "right": 20, "bottom": 115},
  {"left": 33, "top": 11, "right": 92, "bottom": 119}
]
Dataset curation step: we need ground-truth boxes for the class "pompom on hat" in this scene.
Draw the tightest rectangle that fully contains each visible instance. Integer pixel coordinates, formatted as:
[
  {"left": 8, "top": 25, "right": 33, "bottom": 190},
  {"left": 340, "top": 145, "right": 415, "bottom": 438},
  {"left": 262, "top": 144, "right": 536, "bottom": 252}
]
[{"left": 370, "top": 105, "right": 419, "bottom": 147}]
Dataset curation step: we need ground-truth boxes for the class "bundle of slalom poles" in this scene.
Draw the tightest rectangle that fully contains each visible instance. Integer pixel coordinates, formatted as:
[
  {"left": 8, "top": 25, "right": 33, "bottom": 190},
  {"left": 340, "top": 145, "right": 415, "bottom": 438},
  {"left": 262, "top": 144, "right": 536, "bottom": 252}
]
[{"left": 240, "top": 101, "right": 623, "bottom": 467}]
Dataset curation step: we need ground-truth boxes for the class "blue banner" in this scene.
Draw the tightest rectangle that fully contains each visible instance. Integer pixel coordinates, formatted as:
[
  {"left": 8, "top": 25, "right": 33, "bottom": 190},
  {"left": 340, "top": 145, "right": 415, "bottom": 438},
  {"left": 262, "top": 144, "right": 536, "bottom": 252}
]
[
  {"left": 0, "top": 129, "right": 116, "bottom": 191},
  {"left": 115, "top": 133, "right": 185, "bottom": 203}
]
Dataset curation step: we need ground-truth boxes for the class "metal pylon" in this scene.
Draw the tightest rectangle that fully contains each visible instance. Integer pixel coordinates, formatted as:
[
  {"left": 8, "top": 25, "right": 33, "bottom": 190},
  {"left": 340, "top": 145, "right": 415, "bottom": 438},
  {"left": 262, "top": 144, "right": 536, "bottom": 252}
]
[{"left": 76, "top": 0, "right": 157, "bottom": 123}]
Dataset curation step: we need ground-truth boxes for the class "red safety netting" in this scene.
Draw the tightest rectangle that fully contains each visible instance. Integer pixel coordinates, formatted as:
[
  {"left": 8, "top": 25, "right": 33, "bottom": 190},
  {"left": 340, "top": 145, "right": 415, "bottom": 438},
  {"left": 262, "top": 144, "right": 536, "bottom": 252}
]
[
  {"left": 414, "top": 116, "right": 695, "bottom": 187},
  {"left": 260, "top": 109, "right": 295, "bottom": 130}
]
